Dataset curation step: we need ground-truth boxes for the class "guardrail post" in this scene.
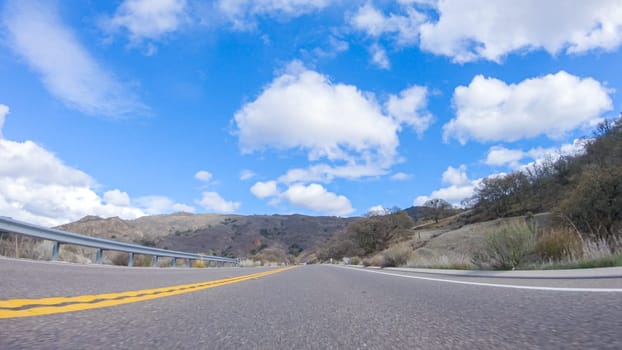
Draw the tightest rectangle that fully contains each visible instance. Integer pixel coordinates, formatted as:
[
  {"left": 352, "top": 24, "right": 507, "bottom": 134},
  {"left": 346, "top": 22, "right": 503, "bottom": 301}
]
[
  {"left": 52, "top": 241, "right": 60, "bottom": 261},
  {"left": 186, "top": 259, "right": 191, "bottom": 268},
  {"left": 152, "top": 256, "right": 158, "bottom": 267},
  {"left": 128, "top": 252, "right": 134, "bottom": 267},
  {"left": 95, "top": 248, "right": 103, "bottom": 264},
  {"left": 172, "top": 257, "right": 177, "bottom": 267}
]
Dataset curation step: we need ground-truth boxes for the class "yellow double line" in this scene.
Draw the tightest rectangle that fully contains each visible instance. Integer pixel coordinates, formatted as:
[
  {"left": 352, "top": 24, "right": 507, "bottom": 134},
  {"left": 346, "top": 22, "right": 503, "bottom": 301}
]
[{"left": 0, "top": 266, "right": 295, "bottom": 319}]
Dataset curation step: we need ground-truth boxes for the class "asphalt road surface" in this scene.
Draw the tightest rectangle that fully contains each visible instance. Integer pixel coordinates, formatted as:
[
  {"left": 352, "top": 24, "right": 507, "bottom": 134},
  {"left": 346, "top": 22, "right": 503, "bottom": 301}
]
[{"left": 1, "top": 258, "right": 622, "bottom": 349}]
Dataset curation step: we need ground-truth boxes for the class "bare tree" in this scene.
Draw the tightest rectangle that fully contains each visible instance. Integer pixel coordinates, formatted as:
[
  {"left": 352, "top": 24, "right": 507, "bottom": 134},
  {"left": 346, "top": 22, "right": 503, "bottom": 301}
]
[{"left": 424, "top": 198, "right": 453, "bottom": 223}]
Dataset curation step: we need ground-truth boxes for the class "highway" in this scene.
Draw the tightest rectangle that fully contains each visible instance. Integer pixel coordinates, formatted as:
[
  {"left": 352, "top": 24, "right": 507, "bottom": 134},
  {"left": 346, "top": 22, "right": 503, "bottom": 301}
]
[{"left": 1, "top": 258, "right": 622, "bottom": 349}]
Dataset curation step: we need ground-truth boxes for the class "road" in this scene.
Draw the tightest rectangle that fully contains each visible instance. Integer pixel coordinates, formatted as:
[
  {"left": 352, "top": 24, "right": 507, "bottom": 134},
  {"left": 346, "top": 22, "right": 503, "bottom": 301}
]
[{"left": 1, "top": 258, "right": 622, "bottom": 349}]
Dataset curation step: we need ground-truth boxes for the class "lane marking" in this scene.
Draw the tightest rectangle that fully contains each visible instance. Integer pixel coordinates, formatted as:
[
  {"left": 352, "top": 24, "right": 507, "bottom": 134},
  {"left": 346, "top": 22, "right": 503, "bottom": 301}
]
[
  {"left": 0, "top": 267, "right": 296, "bottom": 319},
  {"left": 338, "top": 266, "right": 622, "bottom": 293}
]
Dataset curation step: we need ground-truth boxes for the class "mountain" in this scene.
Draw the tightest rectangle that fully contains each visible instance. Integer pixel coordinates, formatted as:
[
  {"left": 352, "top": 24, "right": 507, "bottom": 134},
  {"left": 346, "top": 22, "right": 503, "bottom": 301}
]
[{"left": 57, "top": 212, "right": 354, "bottom": 260}]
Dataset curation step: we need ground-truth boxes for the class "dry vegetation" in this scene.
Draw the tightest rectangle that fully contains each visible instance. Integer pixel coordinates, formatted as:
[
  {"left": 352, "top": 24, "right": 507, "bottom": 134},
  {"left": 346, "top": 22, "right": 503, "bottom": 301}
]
[{"left": 334, "top": 117, "right": 622, "bottom": 270}]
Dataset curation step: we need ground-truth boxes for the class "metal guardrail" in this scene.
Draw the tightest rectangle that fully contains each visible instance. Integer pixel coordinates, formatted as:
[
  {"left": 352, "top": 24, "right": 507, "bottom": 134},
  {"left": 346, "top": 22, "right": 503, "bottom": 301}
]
[{"left": 0, "top": 216, "right": 239, "bottom": 267}]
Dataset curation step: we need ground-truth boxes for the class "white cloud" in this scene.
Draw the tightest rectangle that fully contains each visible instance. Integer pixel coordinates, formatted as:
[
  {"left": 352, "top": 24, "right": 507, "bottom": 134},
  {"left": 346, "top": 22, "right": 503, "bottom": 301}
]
[
  {"left": 485, "top": 139, "right": 589, "bottom": 170},
  {"left": 3, "top": 1, "right": 146, "bottom": 117},
  {"left": 102, "top": 0, "right": 188, "bottom": 43},
  {"left": 240, "top": 169, "right": 256, "bottom": 180},
  {"left": 0, "top": 105, "right": 195, "bottom": 226},
  {"left": 390, "top": 172, "right": 412, "bottom": 181},
  {"left": 443, "top": 71, "right": 612, "bottom": 144},
  {"left": 0, "top": 137, "right": 144, "bottom": 226},
  {"left": 217, "top": 0, "right": 331, "bottom": 30},
  {"left": 350, "top": 1, "right": 622, "bottom": 63},
  {"left": 250, "top": 181, "right": 278, "bottom": 199},
  {"left": 415, "top": 164, "right": 480, "bottom": 206},
  {"left": 234, "top": 61, "right": 400, "bottom": 172},
  {"left": 136, "top": 195, "right": 195, "bottom": 214},
  {"left": 484, "top": 146, "right": 526, "bottom": 168},
  {"left": 103, "top": 189, "right": 131, "bottom": 206},
  {"left": 441, "top": 165, "right": 468, "bottom": 186},
  {"left": 419, "top": 0, "right": 622, "bottom": 63},
  {"left": 194, "top": 170, "right": 213, "bottom": 182},
  {"left": 281, "top": 183, "right": 354, "bottom": 216},
  {"left": 234, "top": 61, "right": 433, "bottom": 185},
  {"left": 386, "top": 85, "right": 433, "bottom": 135},
  {"left": 278, "top": 163, "right": 389, "bottom": 184},
  {"left": 370, "top": 43, "right": 390, "bottom": 69},
  {"left": 349, "top": 2, "right": 425, "bottom": 45},
  {"left": 196, "top": 192, "right": 241, "bottom": 212},
  {"left": 0, "top": 105, "right": 8, "bottom": 138}
]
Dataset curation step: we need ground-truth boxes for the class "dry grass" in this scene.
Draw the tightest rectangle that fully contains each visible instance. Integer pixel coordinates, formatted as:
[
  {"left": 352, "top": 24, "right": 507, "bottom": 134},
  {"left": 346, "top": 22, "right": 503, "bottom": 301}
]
[
  {"left": 407, "top": 250, "right": 473, "bottom": 269},
  {"left": 535, "top": 227, "right": 583, "bottom": 262}
]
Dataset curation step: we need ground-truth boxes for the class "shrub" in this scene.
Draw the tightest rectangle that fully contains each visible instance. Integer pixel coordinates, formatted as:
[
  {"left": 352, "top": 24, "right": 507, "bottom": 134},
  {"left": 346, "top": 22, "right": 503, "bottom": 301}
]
[
  {"left": 535, "top": 228, "right": 583, "bottom": 262},
  {"left": 364, "top": 254, "right": 387, "bottom": 267},
  {"left": 192, "top": 259, "right": 207, "bottom": 268},
  {"left": 472, "top": 220, "right": 536, "bottom": 270},
  {"left": 349, "top": 256, "right": 361, "bottom": 265},
  {"left": 380, "top": 244, "right": 412, "bottom": 267}
]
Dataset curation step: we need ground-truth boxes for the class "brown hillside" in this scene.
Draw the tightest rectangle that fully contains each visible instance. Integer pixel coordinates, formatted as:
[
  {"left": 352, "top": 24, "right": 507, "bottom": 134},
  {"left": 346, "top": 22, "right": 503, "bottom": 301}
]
[{"left": 57, "top": 213, "right": 353, "bottom": 259}]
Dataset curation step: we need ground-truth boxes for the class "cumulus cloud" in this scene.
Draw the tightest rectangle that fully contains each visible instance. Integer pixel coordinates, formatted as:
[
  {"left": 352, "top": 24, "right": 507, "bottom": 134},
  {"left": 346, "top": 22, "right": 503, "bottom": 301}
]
[
  {"left": 196, "top": 192, "right": 241, "bottom": 212},
  {"left": 441, "top": 165, "right": 468, "bottom": 186},
  {"left": 350, "top": 1, "right": 622, "bottom": 63},
  {"left": 217, "top": 0, "right": 331, "bottom": 30},
  {"left": 386, "top": 85, "right": 433, "bottom": 135},
  {"left": 484, "top": 146, "right": 526, "bottom": 168},
  {"left": 194, "top": 170, "right": 213, "bottom": 182},
  {"left": 281, "top": 183, "right": 354, "bottom": 216},
  {"left": 485, "top": 139, "right": 589, "bottom": 169},
  {"left": 233, "top": 62, "right": 435, "bottom": 213},
  {"left": 2, "top": 1, "right": 146, "bottom": 117},
  {"left": 234, "top": 61, "right": 433, "bottom": 185},
  {"left": 234, "top": 61, "right": 398, "bottom": 165},
  {"left": 103, "top": 189, "right": 131, "bottom": 206},
  {"left": 101, "top": 0, "right": 188, "bottom": 44},
  {"left": 414, "top": 165, "right": 480, "bottom": 206},
  {"left": 250, "top": 181, "right": 278, "bottom": 199},
  {"left": 0, "top": 136, "right": 145, "bottom": 226},
  {"left": 419, "top": 0, "right": 622, "bottom": 63},
  {"left": 0, "top": 105, "right": 195, "bottom": 226},
  {"left": 443, "top": 71, "right": 612, "bottom": 144},
  {"left": 137, "top": 196, "right": 195, "bottom": 214}
]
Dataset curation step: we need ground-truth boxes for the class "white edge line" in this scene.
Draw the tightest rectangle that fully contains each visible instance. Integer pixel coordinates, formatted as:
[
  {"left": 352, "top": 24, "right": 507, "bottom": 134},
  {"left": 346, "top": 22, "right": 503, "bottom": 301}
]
[{"left": 337, "top": 266, "right": 622, "bottom": 293}]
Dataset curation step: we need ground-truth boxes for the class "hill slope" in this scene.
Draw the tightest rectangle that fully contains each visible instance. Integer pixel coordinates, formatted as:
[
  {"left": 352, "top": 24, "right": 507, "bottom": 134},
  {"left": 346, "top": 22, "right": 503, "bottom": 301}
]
[{"left": 57, "top": 213, "right": 353, "bottom": 260}]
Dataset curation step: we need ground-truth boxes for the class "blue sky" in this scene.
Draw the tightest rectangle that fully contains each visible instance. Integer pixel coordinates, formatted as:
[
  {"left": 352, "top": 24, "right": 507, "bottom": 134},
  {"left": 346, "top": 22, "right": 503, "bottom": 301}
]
[{"left": 1, "top": 0, "right": 621, "bottom": 226}]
